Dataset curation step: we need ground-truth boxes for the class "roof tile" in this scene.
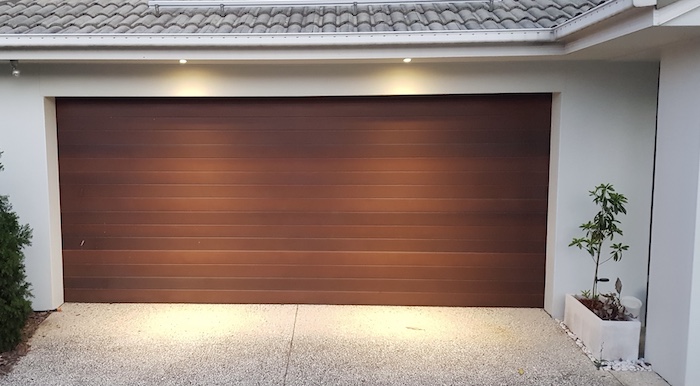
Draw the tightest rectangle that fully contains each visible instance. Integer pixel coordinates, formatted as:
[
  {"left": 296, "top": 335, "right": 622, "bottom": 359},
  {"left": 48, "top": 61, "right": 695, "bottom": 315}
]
[
  {"left": 217, "top": 24, "right": 233, "bottom": 33},
  {"left": 481, "top": 19, "right": 502, "bottom": 29},
  {"left": 500, "top": 19, "right": 519, "bottom": 29},
  {"left": 536, "top": 18, "right": 557, "bottom": 28},
  {"left": 269, "top": 24, "right": 285, "bottom": 32},
  {"left": 464, "top": 20, "right": 483, "bottom": 30},
  {"left": 0, "top": 0, "right": 607, "bottom": 34},
  {"left": 356, "top": 22, "right": 371, "bottom": 32},
  {"left": 517, "top": 19, "right": 540, "bottom": 29}
]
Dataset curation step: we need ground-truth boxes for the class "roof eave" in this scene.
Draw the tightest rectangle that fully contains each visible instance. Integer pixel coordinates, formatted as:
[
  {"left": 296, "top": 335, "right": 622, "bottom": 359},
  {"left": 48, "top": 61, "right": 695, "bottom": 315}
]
[
  {"left": 0, "top": 29, "right": 554, "bottom": 49},
  {"left": 0, "top": 0, "right": 656, "bottom": 61}
]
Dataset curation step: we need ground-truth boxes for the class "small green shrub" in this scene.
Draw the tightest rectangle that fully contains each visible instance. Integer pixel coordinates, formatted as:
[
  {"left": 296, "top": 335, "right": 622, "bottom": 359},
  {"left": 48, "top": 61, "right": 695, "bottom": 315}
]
[
  {"left": 0, "top": 154, "right": 33, "bottom": 352},
  {"left": 569, "top": 183, "right": 630, "bottom": 321},
  {"left": 569, "top": 183, "right": 629, "bottom": 300}
]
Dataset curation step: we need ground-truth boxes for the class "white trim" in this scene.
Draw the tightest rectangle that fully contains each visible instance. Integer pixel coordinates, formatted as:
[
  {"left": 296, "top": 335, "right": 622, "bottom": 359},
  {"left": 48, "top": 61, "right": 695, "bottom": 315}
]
[
  {"left": 654, "top": 0, "right": 700, "bottom": 25},
  {"left": 0, "top": 44, "right": 564, "bottom": 61},
  {"left": 563, "top": 6, "right": 655, "bottom": 54},
  {"left": 0, "top": 30, "right": 554, "bottom": 49}
]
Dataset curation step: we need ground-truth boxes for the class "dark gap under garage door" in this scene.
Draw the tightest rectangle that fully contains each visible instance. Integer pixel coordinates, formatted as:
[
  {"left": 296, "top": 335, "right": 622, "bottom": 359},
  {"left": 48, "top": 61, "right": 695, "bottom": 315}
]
[{"left": 57, "top": 95, "right": 551, "bottom": 306}]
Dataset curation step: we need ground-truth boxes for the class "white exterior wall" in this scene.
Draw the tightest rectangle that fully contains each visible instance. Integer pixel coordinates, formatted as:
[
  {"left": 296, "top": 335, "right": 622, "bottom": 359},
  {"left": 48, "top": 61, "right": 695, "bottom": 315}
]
[
  {"left": 647, "top": 39, "right": 700, "bottom": 386},
  {"left": 0, "top": 61, "right": 657, "bottom": 321},
  {"left": 0, "top": 77, "right": 63, "bottom": 311}
]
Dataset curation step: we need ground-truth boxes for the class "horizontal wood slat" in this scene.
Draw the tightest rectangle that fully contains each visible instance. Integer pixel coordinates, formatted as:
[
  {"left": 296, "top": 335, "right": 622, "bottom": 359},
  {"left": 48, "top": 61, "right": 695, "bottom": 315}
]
[
  {"left": 59, "top": 116, "right": 550, "bottom": 134},
  {"left": 64, "top": 277, "right": 543, "bottom": 293},
  {"left": 58, "top": 143, "right": 549, "bottom": 159},
  {"left": 63, "top": 289, "right": 543, "bottom": 307},
  {"left": 58, "top": 157, "right": 550, "bottom": 173},
  {"left": 61, "top": 237, "right": 545, "bottom": 253},
  {"left": 59, "top": 197, "right": 548, "bottom": 213},
  {"left": 60, "top": 184, "right": 549, "bottom": 199},
  {"left": 61, "top": 211, "right": 546, "bottom": 226},
  {"left": 57, "top": 94, "right": 551, "bottom": 306},
  {"left": 63, "top": 250, "right": 544, "bottom": 267},
  {"left": 58, "top": 171, "right": 549, "bottom": 185},
  {"left": 56, "top": 95, "right": 551, "bottom": 118},
  {"left": 61, "top": 224, "right": 546, "bottom": 239},
  {"left": 63, "top": 264, "right": 542, "bottom": 282},
  {"left": 58, "top": 127, "right": 551, "bottom": 146}
]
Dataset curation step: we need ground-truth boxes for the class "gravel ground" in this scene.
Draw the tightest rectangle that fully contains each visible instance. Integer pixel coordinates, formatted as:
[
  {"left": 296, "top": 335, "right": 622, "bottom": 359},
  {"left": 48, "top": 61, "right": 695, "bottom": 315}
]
[{"left": 0, "top": 304, "right": 670, "bottom": 386}]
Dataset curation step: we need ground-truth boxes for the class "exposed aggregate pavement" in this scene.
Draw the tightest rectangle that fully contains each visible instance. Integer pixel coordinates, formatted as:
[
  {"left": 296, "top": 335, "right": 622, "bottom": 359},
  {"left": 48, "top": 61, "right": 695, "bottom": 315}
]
[{"left": 0, "top": 304, "right": 670, "bottom": 386}]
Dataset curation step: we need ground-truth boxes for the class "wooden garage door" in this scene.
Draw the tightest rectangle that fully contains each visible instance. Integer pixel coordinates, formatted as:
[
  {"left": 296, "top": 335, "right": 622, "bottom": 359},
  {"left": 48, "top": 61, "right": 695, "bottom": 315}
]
[{"left": 57, "top": 95, "right": 550, "bottom": 306}]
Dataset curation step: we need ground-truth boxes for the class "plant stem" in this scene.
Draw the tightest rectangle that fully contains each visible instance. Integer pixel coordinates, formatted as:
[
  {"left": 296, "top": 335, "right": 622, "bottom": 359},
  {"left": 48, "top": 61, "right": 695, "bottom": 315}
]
[{"left": 593, "top": 242, "right": 602, "bottom": 299}]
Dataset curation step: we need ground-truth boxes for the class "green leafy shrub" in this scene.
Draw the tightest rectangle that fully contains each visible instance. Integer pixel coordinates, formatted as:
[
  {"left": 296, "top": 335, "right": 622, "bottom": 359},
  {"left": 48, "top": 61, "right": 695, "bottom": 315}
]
[{"left": 0, "top": 154, "right": 33, "bottom": 352}]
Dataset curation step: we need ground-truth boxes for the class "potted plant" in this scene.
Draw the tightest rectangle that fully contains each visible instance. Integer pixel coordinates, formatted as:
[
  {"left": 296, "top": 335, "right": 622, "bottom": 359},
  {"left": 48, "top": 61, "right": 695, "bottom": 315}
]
[{"left": 563, "top": 183, "right": 641, "bottom": 362}]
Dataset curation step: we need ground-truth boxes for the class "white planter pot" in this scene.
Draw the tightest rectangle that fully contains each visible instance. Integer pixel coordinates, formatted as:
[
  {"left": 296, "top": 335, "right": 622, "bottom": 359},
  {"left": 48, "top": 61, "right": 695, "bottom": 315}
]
[{"left": 563, "top": 294, "right": 641, "bottom": 361}]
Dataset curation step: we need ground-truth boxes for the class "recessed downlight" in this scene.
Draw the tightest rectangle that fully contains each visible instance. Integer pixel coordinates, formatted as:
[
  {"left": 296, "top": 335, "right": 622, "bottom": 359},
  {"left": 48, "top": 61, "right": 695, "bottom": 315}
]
[
  {"left": 179, "top": 59, "right": 188, "bottom": 64},
  {"left": 403, "top": 58, "right": 412, "bottom": 63}
]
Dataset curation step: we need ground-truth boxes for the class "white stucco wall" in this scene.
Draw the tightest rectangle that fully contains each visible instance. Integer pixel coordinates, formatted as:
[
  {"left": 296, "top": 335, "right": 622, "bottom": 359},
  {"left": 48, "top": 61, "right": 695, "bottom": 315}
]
[
  {"left": 0, "top": 77, "right": 63, "bottom": 311},
  {"left": 0, "top": 61, "right": 657, "bottom": 321},
  {"left": 546, "top": 64, "right": 658, "bottom": 320},
  {"left": 647, "top": 39, "right": 700, "bottom": 386}
]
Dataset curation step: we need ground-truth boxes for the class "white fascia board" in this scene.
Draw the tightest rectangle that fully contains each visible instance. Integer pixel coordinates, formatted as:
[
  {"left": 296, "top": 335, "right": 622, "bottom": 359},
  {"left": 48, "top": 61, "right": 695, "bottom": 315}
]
[
  {"left": 555, "top": 0, "right": 638, "bottom": 39},
  {"left": 0, "top": 30, "right": 553, "bottom": 49},
  {"left": 654, "top": 0, "right": 700, "bottom": 25},
  {"left": 563, "top": 6, "right": 655, "bottom": 54},
  {"left": 0, "top": 44, "right": 565, "bottom": 62}
]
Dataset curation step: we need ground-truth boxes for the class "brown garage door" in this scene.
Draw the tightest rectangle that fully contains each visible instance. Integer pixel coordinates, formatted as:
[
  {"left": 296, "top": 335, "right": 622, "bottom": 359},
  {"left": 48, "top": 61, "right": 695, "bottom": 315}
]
[{"left": 57, "top": 95, "right": 550, "bottom": 307}]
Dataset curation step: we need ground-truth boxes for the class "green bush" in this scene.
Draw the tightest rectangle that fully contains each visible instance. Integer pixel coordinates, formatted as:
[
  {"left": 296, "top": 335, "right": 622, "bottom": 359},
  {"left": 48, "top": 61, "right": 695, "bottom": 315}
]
[{"left": 0, "top": 155, "right": 33, "bottom": 352}]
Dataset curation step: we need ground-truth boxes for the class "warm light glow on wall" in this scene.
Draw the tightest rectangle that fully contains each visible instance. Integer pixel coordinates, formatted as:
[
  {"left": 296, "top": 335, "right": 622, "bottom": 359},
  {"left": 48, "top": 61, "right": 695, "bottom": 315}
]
[
  {"left": 380, "top": 66, "right": 429, "bottom": 95},
  {"left": 166, "top": 66, "right": 215, "bottom": 96}
]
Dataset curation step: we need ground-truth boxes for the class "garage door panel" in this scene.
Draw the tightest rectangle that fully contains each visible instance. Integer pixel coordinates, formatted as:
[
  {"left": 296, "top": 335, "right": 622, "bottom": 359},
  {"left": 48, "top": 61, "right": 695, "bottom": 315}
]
[
  {"left": 58, "top": 143, "right": 549, "bottom": 159},
  {"left": 59, "top": 171, "right": 549, "bottom": 186},
  {"left": 64, "top": 277, "right": 543, "bottom": 293},
  {"left": 60, "top": 157, "right": 549, "bottom": 173},
  {"left": 60, "top": 184, "right": 549, "bottom": 200},
  {"left": 61, "top": 211, "right": 546, "bottom": 227},
  {"left": 62, "top": 237, "right": 545, "bottom": 253},
  {"left": 62, "top": 224, "right": 547, "bottom": 240},
  {"left": 58, "top": 95, "right": 550, "bottom": 306},
  {"left": 61, "top": 111, "right": 551, "bottom": 129},
  {"left": 64, "top": 264, "right": 542, "bottom": 282},
  {"left": 60, "top": 197, "right": 547, "bottom": 213},
  {"left": 58, "top": 127, "right": 551, "bottom": 147},
  {"left": 58, "top": 95, "right": 551, "bottom": 119},
  {"left": 64, "top": 250, "right": 543, "bottom": 267},
  {"left": 63, "top": 289, "right": 543, "bottom": 307}
]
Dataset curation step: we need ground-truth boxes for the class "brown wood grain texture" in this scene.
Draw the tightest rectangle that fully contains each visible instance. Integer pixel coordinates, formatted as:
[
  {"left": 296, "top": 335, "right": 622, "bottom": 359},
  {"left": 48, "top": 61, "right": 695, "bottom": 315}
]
[
  {"left": 63, "top": 289, "right": 543, "bottom": 306},
  {"left": 57, "top": 94, "right": 551, "bottom": 306}
]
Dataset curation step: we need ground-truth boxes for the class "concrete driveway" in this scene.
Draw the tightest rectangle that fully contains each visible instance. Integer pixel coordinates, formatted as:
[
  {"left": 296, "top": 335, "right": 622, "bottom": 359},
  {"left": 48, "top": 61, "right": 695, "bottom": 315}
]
[{"left": 0, "top": 304, "right": 669, "bottom": 386}]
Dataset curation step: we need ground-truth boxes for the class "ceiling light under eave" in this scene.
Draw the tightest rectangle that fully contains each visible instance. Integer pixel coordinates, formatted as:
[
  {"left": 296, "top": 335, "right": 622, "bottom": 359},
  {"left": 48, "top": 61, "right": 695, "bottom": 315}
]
[
  {"left": 10, "top": 60, "right": 20, "bottom": 77},
  {"left": 179, "top": 59, "right": 188, "bottom": 64},
  {"left": 403, "top": 58, "right": 412, "bottom": 63}
]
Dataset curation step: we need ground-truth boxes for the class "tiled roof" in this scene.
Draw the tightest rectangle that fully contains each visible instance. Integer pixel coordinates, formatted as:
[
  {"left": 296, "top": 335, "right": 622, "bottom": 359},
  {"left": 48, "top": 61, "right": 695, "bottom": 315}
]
[{"left": 0, "top": 0, "right": 606, "bottom": 34}]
